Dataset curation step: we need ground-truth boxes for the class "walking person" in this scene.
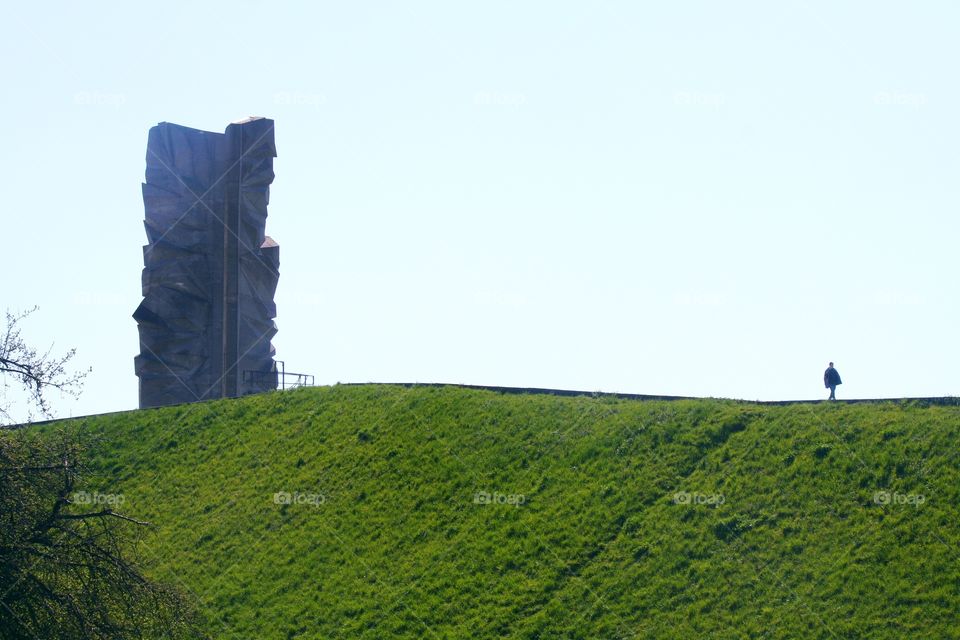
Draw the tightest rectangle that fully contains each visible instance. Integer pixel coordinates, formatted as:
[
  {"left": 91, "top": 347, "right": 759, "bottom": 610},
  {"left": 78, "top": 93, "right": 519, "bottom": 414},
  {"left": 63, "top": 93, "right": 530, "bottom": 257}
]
[{"left": 824, "top": 362, "right": 842, "bottom": 400}]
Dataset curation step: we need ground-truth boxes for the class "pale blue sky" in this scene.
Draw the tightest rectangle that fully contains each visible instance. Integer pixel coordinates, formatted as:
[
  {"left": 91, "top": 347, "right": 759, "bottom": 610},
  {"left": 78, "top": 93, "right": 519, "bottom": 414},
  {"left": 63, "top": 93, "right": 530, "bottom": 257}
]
[{"left": 2, "top": 1, "right": 958, "bottom": 419}]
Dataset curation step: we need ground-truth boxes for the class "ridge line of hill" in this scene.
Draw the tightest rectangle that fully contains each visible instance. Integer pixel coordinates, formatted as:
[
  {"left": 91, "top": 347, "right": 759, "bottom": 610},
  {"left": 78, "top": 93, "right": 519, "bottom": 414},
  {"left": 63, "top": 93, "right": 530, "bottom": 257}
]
[
  {"left": 345, "top": 382, "right": 960, "bottom": 406},
  {"left": 6, "top": 382, "right": 957, "bottom": 429}
]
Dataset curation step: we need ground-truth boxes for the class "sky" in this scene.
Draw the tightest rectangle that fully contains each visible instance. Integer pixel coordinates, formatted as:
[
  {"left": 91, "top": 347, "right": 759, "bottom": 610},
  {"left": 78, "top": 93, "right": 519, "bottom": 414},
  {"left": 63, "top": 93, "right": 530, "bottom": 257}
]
[{"left": 2, "top": 1, "right": 958, "bottom": 420}]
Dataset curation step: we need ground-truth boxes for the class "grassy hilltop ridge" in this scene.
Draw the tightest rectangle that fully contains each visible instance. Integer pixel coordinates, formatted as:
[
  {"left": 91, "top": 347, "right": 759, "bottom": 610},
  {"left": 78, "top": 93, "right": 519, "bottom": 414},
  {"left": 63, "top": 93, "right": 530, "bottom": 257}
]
[{"left": 47, "top": 385, "right": 960, "bottom": 638}]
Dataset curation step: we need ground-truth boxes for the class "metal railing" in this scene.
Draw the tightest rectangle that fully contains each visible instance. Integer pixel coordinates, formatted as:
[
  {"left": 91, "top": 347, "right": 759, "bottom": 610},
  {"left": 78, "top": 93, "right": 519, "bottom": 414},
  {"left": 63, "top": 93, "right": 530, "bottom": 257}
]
[{"left": 242, "top": 360, "right": 314, "bottom": 391}]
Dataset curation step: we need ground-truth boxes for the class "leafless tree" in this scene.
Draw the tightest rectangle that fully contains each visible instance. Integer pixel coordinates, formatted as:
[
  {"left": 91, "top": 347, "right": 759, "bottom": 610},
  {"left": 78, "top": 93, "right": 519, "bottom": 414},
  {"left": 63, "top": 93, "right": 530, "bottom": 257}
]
[
  {"left": 0, "top": 430, "right": 207, "bottom": 639},
  {"left": 1, "top": 307, "right": 90, "bottom": 424}
]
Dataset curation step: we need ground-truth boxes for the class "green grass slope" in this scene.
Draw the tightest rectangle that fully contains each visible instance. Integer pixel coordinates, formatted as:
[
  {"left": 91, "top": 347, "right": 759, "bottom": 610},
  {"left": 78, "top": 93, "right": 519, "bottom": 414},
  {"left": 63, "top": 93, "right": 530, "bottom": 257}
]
[{"left": 52, "top": 385, "right": 960, "bottom": 638}]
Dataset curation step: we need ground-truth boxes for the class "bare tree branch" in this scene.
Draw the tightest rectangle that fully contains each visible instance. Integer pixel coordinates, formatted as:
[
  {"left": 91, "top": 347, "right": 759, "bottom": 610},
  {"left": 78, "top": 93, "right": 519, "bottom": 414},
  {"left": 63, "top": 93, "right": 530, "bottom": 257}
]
[
  {"left": 0, "top": 307, "right": 91, "bottom": 425},
  {"left": 0, "top": 430, "right": 207, "bottom": 639},
  {"left": 56, "top": 510, "right": 153, "bottom": 527}
]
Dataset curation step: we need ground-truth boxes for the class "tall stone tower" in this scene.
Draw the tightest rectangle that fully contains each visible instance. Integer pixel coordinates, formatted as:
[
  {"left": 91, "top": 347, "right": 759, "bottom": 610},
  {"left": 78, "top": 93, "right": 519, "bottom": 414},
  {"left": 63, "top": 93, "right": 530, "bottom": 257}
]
[{"left": 133, "top": 118, "right": 279, "bottom": 408}]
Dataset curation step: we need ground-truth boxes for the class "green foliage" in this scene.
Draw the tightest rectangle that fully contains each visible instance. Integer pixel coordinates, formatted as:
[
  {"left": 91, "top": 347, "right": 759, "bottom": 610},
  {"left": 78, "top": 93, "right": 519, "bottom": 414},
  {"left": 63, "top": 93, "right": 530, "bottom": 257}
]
[{"left": 41, "top": 386, "right": 960, "bottom": 638}]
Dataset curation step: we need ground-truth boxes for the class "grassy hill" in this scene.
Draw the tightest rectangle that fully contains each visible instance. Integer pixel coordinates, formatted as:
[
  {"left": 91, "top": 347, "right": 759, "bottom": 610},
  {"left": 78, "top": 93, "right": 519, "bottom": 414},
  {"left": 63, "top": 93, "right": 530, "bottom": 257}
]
[{"left": 37, "top": 385, "right": 960, "bottom": 638}]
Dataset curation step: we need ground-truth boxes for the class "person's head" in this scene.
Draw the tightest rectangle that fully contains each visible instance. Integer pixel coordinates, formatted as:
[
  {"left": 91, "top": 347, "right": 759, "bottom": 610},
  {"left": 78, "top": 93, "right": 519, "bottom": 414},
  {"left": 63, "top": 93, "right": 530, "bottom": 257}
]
[{"left": 829, "top": 362, "right": 834, "bottom": 367}]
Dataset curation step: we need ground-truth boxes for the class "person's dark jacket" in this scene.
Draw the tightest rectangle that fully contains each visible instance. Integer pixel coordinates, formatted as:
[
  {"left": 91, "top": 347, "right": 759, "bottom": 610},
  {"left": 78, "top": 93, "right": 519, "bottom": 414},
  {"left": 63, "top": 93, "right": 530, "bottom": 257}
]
[{"left": 824, "top": 367, "right": 842, "bottom": 388}]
